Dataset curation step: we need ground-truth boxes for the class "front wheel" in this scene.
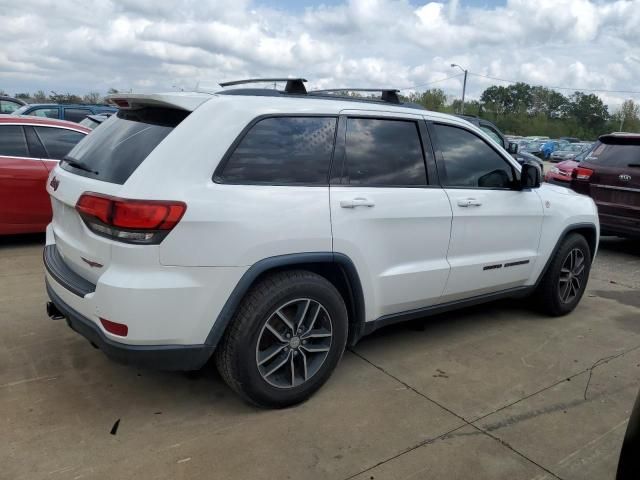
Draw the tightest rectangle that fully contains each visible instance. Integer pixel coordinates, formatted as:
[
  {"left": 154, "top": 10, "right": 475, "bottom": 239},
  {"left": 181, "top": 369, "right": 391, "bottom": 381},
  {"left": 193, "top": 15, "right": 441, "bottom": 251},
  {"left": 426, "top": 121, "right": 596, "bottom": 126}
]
[
  {"left": 534, "top": 233, "right": 592, "bottom": 316},
  {"left": 215, "top": 270, "right": 348, "bottom": 408}
]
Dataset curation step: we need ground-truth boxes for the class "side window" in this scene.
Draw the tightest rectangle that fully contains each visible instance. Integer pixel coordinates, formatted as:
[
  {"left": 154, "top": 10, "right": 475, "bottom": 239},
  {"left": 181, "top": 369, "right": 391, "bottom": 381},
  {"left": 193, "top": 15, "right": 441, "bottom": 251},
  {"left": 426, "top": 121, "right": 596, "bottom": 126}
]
[
  {"left": 0, "top": 125, "right": 28, "bottom": 157},
  {"left": 434, "top": 124, "right": 515, "bottom": 189},
  {"left": 343, "top": 118, "right": 427, "bottom": 186},
  {"left": 28, "top": 107, "right": 59, "bottom": 119},
  {"left": 34, "top": 127, "right": 85, "bottom": 160},
  {"left": 24, "top": 126, "right": 48, "bottom": 158},
  {"left": 64, "top": 108, "right": 91, "bottom": 123},
  {"left": 218, "top": 116, "right": 337, "bottom": 184}
]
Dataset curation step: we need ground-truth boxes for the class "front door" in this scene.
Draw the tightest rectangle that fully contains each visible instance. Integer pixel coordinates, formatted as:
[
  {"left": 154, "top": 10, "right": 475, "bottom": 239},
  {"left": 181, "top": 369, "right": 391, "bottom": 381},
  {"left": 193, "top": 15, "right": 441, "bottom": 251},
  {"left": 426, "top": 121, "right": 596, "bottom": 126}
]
[
  {"left": 330, "top": 113, "right": 452, "bottom": 321},
  {"left": 429, "top": 122, "right": 544, "bottom": 300}
]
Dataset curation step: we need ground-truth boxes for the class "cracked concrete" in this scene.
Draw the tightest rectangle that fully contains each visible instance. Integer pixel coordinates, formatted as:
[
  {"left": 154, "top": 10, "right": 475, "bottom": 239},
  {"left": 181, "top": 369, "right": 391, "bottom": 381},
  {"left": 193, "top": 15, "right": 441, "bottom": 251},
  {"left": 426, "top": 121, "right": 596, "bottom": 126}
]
[{"left": 1, "top": 234, "right": 638, "bottom": 480}]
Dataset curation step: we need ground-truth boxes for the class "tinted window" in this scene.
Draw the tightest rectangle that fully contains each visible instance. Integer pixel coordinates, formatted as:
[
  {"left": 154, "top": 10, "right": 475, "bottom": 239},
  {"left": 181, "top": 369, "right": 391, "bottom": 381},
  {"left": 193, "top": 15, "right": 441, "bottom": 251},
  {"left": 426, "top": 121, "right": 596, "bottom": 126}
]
[
  {"left": 0, "top": 125, "right": 28, "bottom": 157},
  {"left": 62, "top": 107, "right": 189, "bottom": 184},
  {"left": 24, "top": 126, "right": 48, "bottom": 158},
  {"left": 28, "top": 107, "right": 59, "bottom": 119},
  {"left": 34, "top": 127, "right": 85, "bottom": 160},
  {"left": 219, "top": 116, "right": 337, "bottom": 184},
  {"left": 586, "top": 141, "right": 640, "bottom": 167},
  {"left": 64, "top": 108, "right": 91, "bottom": 123},
  {"left": 434, "top": 124, "right": 515, "bottom": 188},
  {"left": 344, "top": 118, "right": 427, "bottom": 186}
]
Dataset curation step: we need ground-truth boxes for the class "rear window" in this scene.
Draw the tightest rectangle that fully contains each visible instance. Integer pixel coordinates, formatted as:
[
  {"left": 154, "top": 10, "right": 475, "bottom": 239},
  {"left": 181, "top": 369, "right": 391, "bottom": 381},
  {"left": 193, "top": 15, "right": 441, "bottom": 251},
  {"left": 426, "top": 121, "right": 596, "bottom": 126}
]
[
  {"left": 586, "top": 140, "right": 640, "bottom": 168},
  {"left": 62, "top": 107, "right": 189, "bottom": 184}
]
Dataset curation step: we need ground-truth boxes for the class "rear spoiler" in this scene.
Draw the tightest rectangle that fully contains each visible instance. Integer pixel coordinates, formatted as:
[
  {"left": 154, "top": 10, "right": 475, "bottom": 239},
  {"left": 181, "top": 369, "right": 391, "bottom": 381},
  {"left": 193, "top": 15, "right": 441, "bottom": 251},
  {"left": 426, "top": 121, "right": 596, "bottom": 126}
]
[{"left": 105, "top": 93, "right": 212, "bottom": 112}]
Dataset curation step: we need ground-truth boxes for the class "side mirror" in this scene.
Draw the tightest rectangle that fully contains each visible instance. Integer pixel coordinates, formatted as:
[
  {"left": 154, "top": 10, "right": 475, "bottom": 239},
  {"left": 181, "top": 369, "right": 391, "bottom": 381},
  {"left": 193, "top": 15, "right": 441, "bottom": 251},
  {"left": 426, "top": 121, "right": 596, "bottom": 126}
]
[
  {"left": 507, "top": 142, "right": 519, "bottom": 154},
  {"left": 520, "top": 162, "right": 541, "bottom": 189}
]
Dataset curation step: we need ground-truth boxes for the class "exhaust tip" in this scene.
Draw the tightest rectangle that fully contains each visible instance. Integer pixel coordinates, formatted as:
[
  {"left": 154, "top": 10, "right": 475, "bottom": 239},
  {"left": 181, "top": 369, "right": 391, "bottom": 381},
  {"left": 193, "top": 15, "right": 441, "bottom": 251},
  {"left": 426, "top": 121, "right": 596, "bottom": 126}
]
[{"left": 46, "top": 301, "right": 65, "bottom": 320}]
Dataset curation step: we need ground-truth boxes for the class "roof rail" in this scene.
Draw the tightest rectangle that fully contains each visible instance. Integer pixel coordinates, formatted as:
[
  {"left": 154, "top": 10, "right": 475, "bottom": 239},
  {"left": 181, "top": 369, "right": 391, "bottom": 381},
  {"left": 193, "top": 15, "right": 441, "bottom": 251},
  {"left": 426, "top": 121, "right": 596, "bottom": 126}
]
[
  {"left": 310, "top": 88, "right": 401, "bottom": 104},
  {"left": 219, "top": 78, "right": 308, "bottom": 94}
]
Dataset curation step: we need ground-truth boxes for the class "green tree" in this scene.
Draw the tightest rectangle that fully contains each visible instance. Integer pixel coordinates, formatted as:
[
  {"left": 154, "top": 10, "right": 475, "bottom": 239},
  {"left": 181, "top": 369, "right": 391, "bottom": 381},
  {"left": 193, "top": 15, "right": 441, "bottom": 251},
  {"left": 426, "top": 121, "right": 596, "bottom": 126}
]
[
  {"left": 530, "top": 86, "right": 567, "bottom": 118},
  {"left": 564, "top": 92, "right": 609, "bottom": 138}
]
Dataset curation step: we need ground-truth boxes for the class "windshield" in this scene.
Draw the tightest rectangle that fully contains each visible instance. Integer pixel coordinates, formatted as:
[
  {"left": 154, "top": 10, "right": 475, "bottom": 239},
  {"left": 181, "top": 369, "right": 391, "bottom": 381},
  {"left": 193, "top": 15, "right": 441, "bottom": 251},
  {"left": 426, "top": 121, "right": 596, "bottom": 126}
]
[{"left": 12, "top": 105, "right": 30, "bottom": 115}]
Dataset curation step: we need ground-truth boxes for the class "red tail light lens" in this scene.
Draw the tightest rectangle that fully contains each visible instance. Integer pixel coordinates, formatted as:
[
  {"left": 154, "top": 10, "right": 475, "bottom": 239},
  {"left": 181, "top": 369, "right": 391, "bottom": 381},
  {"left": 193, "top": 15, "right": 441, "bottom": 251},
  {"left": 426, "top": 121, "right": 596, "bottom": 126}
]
[
  {"left": 572, "top": 167, "right": 594, "bottom": 181},
  {"left": 100, "top": 318, "right": 128, "bottom": 337},
  {"left": 76, "top": 193, "right": 186, "bottom": 244}
]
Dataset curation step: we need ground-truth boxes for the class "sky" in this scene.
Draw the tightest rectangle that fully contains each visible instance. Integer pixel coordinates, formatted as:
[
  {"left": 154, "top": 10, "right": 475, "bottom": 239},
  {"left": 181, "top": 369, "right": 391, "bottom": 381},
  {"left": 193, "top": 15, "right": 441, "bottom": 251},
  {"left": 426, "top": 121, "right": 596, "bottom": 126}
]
[{"left": 1, "top": 0, "right": 639, "bottom": 110}]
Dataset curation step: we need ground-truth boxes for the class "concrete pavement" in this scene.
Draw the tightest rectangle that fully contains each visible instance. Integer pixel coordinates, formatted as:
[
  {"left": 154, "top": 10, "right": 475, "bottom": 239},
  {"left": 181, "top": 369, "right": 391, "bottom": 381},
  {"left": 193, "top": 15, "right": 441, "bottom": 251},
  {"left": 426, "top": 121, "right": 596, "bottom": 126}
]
[{"left": 1, "top": 234, "right": 638, "bottom": 480}]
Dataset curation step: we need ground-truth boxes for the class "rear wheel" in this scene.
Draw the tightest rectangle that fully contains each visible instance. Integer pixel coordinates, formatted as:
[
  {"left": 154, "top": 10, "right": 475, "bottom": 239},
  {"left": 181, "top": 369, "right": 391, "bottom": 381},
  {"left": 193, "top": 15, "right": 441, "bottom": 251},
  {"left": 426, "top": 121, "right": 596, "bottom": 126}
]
[
  {"left": 215, "top": 270, "right": 348, "bottom": 408},
  {"left": 535, "top": 233, "right": 591, "bottom": 316}
]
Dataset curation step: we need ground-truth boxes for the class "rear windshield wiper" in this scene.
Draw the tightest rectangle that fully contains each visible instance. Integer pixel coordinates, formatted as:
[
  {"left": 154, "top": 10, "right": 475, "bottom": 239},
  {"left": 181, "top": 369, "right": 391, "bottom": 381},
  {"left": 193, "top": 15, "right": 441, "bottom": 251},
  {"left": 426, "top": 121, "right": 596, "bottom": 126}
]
[
  {"left": 63, "top": 159, "right": 99, "bottom": 175},
  {"left": 628, "top": 163, "right": 640, "bottom": 168}
]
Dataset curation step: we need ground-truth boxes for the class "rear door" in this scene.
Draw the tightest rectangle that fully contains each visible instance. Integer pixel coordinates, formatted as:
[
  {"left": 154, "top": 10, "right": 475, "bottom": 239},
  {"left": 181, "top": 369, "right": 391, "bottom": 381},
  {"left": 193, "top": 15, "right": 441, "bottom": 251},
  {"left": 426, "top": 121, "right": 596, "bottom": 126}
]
[
  {"left": 0, "top": 125, "right": 50, "bottom": 228},
  {"left": 429, "top": 121, "right": 543, "bottom": 299},
  {"left": 582, "top": 140, "right": 640, "bottom": 232},
  {"left": 330, "top": 112, "right": 452, "bottom": 320}
]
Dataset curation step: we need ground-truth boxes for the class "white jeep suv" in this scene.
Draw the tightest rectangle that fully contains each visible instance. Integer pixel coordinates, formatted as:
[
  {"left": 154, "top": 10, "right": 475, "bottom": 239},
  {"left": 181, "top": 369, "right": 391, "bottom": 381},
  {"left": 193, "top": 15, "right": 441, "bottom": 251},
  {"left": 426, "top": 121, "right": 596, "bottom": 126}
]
[{"left": 44, "top": 79, "right": 599, "bottom": 407}]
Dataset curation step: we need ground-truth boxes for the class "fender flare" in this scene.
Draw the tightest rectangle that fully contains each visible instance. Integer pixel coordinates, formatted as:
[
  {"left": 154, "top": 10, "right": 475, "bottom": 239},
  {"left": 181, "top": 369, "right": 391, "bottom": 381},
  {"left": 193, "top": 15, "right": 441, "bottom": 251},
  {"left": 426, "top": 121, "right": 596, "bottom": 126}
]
[{"left": 205, "top": 252, "right": 366, "bottom": 348}]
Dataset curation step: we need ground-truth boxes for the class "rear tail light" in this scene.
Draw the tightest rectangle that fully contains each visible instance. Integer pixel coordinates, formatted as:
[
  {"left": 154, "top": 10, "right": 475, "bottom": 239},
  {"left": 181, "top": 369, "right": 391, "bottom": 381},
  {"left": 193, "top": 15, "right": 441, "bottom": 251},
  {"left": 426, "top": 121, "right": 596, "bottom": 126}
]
[
  {"left": 100, "top": 318, "right": 128, "bottom": 337},
  {"left": 76, "top": 193, "right": 186, "bottom": 244},
  {"left": 572, "top": 167, "right": 594, "bottom": 181}
]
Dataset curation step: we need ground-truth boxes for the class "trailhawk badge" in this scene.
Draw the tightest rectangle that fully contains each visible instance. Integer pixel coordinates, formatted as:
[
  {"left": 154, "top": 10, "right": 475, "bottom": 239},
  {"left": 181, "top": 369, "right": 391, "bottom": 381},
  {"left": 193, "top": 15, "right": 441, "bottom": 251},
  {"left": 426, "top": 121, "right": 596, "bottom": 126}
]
[{"left": 49, "top": 176, "right": 60, "bottom": 191}]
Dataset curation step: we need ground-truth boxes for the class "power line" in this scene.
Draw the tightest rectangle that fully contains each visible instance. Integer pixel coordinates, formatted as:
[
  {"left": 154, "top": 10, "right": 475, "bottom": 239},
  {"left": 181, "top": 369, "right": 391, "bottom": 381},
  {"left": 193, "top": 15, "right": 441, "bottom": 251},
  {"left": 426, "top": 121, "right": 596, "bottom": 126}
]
[
  {"left": 468, "top": 72, "right": 640, "bottom": 95},
  {"left": 398, "top": 73, "right": 464, "bottom": 91}
]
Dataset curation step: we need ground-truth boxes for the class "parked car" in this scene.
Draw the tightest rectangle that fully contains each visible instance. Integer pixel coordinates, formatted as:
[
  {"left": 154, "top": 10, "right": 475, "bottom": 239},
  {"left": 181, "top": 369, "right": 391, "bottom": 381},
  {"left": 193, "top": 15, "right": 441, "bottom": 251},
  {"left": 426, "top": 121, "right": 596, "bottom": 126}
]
[
  {"left": 12, "top": 103, "right": 117, "bottom": 123},
  {"left": 78, "top": 113, "right": 113, "bottom": 129},
  {"left": 560, "top": 136, "right": 581, "bottom": 143},
  {"left": 550, "top": 142, "right": 590, "bottom": 162},
  {"left": 538, "top": 140, "right": 570, "bottom": 159},
  {"left": 456, "top": 115, "right": 542, "bottom": 167},
  {"left": 0, "top": 95, "right": 27, "bottom": 114},
  {"left": 545, "top": 144, "right": 596, "bottom": 185},
  {"left": 44, "top": 79, "right": 598, "bottom": 407},
  {"left": 0, "top": 115, "right": 90, "bottom": 234},
  {"left": 570, "top": 132, "right": 639, "bottom": 237}
]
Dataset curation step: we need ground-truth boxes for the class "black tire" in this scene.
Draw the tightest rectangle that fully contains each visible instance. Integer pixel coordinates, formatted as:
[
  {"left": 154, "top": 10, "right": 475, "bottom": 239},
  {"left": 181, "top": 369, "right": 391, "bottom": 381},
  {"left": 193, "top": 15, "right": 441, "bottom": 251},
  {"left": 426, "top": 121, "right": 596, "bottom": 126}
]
[
  {"left": 215, "top": 270, "right": 348, "bottom": 408},
  {"left": 534, "top": 233, "right": 592, "bottom": 316}
]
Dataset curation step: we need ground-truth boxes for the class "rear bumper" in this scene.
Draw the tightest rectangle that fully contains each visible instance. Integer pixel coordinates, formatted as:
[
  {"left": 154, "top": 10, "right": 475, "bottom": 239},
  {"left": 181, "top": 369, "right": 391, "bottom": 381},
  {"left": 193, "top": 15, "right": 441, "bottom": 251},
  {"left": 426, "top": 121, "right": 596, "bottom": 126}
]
[{"left": 46, "top": 279, "right": 214, "bottom": 370}]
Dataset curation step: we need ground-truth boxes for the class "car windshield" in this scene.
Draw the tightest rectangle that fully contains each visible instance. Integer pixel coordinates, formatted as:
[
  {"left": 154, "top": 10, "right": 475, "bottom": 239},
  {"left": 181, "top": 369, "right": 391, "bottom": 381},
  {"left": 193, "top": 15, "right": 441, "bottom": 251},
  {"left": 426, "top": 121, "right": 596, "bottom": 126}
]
[{"left": 12, "top": 105, "right": 30, "bottom": 115}]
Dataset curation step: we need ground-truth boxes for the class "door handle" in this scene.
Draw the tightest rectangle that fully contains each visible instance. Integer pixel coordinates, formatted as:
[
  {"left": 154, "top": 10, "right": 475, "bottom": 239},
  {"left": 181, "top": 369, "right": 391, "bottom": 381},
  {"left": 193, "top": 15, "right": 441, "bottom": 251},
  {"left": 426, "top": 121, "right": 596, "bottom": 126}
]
[
  {"left": 457, "top": 198, "right": 482, "bottom": 207},
  {"left": 340, "top": 197, "right": 375, "bottom": 208}
]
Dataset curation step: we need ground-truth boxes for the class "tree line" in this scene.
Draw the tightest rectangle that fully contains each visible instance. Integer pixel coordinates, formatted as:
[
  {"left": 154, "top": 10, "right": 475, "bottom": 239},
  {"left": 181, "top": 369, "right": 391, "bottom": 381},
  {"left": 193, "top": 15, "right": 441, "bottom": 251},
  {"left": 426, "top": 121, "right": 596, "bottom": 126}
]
[{"left": 403, "top": 82, "right": 640, "bottom": 140}]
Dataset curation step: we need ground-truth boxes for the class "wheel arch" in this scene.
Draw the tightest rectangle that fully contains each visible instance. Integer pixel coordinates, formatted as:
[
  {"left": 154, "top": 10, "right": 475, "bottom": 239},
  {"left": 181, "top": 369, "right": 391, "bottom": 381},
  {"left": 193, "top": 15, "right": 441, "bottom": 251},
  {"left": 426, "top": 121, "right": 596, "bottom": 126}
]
[
  {"left": 535, "top": 222, "right": 598, "bottom": 287},
  {"left": 205, "top": 253, "right": 366, "bottom": 349}
]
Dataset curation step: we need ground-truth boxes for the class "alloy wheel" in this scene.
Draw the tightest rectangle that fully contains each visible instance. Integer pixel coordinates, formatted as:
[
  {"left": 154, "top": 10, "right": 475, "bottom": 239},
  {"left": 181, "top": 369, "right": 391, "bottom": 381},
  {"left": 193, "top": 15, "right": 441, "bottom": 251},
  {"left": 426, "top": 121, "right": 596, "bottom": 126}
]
[
  {"left": 558, "top": 248, "right": 586, "bottom": 304},
  {"left": 255, "top": 298, "right": 333, "bottom": 389}
]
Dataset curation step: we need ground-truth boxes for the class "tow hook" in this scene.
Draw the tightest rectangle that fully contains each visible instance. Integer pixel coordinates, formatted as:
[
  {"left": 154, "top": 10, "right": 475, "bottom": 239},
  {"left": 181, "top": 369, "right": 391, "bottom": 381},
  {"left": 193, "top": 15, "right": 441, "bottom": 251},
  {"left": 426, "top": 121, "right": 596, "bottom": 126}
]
[{"left": 46, "top": 301, "right": 65, "bottom": 320}]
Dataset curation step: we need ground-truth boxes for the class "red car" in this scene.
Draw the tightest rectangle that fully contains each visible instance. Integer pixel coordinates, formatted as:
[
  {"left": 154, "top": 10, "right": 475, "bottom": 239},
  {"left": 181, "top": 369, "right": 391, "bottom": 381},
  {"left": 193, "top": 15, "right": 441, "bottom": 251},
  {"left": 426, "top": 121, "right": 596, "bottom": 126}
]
[
  {"left": 544, "top": 145, "right": 595, "bottom": 186},
  {"left": 0, "top": 115, "right": 90, "bottom": 234}
]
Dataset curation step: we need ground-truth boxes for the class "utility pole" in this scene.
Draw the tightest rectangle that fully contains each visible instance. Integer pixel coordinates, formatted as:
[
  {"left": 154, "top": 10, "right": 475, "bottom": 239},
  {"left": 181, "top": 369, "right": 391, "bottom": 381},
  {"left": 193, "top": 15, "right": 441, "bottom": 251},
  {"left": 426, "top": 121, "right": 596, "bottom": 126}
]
[{"left": 451, "top": 64, "right": 468, "bottom": 114}]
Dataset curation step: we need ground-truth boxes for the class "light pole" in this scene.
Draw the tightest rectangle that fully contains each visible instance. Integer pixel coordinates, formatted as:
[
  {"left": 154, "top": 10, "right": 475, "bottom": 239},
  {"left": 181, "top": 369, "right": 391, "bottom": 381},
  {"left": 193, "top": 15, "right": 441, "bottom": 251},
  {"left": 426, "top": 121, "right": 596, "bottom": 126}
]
[{"left": 451, "top": 63, "right": 468, "bottom": 114}]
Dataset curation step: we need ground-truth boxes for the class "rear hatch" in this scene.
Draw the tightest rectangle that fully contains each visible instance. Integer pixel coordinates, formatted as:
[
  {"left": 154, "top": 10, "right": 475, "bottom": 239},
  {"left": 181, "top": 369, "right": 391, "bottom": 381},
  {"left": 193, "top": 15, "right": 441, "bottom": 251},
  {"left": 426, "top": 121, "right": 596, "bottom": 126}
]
[
  {"left": 578, "top": 135, "right": 640, "bottom": 230},
  {"left": 46, "top": 94, "right": 205, "bottom": 284}
]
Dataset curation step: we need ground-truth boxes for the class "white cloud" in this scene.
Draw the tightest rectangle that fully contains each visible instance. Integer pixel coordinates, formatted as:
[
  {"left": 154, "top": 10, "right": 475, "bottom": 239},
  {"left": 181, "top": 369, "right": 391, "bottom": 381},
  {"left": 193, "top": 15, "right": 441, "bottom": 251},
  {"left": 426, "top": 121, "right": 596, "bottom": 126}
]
[{"left": 0, "top": 0, "right": 639, "bottom": 110}]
